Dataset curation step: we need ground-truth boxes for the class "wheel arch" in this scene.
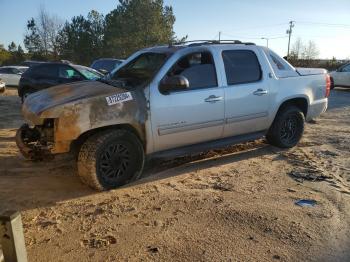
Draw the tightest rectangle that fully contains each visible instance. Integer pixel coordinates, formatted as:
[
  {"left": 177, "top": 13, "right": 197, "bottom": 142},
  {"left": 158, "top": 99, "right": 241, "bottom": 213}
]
[
  {"left": 71, "top": 123, "right": 145, "bottom": 155},
  {"left": 275, "top": 96, "right": 309, "bottom": 118}
]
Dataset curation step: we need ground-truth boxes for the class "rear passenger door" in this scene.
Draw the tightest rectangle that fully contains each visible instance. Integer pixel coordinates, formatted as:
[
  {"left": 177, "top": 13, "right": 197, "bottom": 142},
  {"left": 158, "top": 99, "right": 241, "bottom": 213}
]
[
  {"left": 221, "top": 49, "right": 271, "bottom": 137},
  {"left": 34, "top": 65, "right": 60, "bottom": 89}
]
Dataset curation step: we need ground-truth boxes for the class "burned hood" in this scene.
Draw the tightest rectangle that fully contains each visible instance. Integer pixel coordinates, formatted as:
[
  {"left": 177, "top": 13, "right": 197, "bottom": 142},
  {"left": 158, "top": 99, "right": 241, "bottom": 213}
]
[{"left": 24, "top": 80, "right": 128, "bottom": 115}]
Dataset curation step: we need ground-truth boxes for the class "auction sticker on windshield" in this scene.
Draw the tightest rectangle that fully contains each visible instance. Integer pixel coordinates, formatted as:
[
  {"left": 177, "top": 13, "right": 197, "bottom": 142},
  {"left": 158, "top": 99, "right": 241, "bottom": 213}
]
[{"left": 106, "top": 92, "right": 133, "bottom": 106}]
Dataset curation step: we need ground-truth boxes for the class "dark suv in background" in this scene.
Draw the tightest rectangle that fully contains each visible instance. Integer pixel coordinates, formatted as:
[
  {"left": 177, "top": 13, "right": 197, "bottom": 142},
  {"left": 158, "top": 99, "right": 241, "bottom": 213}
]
[
  {"left": 18, "top": 62, "right": 103, "bottom": 101},
  {"left": 90, "top": 58, "right": 124, "bottom": 74}
]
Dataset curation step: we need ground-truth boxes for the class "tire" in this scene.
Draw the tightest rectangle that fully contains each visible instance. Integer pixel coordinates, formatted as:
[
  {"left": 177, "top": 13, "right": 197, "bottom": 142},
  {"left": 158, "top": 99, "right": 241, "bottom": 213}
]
[
  {"left": 266, "top": 106, "right": 305, "bottom": 148},
  {"left": 77, "top": 129, "right": 145, "bottom": 191}
]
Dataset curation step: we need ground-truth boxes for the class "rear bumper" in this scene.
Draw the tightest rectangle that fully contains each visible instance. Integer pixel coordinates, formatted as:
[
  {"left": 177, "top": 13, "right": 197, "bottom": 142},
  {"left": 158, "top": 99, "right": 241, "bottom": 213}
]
[{"left": 307, "top": 98, "right": 328, "bottom": 121}]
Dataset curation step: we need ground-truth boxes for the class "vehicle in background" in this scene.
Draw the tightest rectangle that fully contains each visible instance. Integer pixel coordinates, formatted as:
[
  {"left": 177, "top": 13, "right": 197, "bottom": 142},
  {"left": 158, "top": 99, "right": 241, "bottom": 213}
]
[
  {"left": 0, "top": 79, "right": 5, "bottom": 93},
  {"left": 0, "top": 66, "right": 28, "bottom": 87},
  {"left": 17, "top": 41, "right": 330, "bottom": 191},
  {"left": 21, "top": 60, "right": 46, "bottom": 68},
  {"left": 90, "top": 58, "right": 124, "bottom": 74},
  {"left": 18, "top": 62, "right": 103, "bottom": 101},
  {"left": 330, "top": 62, "right": 350, "bottom": 88}
]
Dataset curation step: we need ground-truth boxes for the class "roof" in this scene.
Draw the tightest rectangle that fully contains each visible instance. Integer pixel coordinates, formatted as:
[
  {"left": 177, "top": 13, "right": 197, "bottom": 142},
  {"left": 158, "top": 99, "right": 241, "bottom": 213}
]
[
  {"left": 144, "top": 40, "right": 256, "bottom": 53},
  {"left": 0, "top": 66, "right": 29, "bottom": 69},
  {"left": 93, "top": 58, "right": 124, "bottom": 62}
]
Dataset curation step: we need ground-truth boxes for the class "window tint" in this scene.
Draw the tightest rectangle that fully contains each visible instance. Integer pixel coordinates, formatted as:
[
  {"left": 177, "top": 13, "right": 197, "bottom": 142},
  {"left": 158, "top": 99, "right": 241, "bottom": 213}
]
[
  {"left": 270, "top": 54, "right": 286, "bottom": 70},
  {"left": 222, "top": 50, "right": 261, "bottom": 85},
  {"left": 166, "top": 52, "right": 217, "bottom": 90},
  {"left": 0, "top": 68, "right": 10, "bottom": 74},
  {"left": 58, "top": 65, "right": 81, "bottom": 79},
  {"left": 33, "top": 65, "right": 58, "bottom": 77}
]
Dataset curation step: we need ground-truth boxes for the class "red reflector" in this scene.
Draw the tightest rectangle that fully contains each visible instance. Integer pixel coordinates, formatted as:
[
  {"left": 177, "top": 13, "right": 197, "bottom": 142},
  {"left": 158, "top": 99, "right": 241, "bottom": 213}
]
[{"left": 325, "top": 74, "right": 331, "bottom": 97}]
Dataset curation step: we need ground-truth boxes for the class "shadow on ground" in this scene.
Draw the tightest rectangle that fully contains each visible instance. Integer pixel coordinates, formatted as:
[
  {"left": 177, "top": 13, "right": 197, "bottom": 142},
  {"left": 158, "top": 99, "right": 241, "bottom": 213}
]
[{"left": 0, "top": 141, "right": 279, "bottom": 212}]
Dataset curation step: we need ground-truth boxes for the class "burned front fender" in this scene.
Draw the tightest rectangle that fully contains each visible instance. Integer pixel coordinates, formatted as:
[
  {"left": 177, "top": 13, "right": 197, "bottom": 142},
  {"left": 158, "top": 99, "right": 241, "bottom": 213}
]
[
  {"left": 21, "top": 81, "right": 148, "bottom": 154},
  {"left": 51, "top": 90, "right": 147, "bottom": 153}
]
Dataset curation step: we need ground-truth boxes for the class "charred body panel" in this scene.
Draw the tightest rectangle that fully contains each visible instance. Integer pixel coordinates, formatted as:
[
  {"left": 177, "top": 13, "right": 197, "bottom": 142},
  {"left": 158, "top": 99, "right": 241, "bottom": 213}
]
[{"left": 19, "top": 81, "right": 148, "bottom": 157}]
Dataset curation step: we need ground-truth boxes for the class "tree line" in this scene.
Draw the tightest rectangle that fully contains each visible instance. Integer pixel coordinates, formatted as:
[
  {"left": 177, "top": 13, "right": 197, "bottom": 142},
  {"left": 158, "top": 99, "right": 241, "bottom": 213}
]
[
  {"left": 287, "top": 38, "right": 344, "bottom": 70},
  {"left": 0, "top": 0, "right": 183, "bottom": 66}
]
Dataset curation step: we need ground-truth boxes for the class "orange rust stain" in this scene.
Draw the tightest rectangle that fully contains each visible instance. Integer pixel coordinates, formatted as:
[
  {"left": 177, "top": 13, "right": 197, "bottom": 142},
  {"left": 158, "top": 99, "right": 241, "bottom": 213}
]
[{"left": 54, "top": 110, "right": 81, "bottom": 142}]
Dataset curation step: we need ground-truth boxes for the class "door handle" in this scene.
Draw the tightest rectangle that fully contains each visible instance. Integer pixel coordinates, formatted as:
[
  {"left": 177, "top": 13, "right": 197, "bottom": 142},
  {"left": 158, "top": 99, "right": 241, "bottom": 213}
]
[
  {"left": 205, "top": 95, "right": 223, "bottom": 103},
  {"left": 253, "top": 89, "right": 268, "bottom": 96}
]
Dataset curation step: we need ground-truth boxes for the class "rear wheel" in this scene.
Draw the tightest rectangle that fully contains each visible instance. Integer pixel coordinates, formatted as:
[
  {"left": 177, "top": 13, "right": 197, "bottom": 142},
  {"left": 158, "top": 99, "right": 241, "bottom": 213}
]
[
  {"left": 77, "top": 129, "right": 145, "bottom": 191},
  {"left": 266, "top": 106, "right": 305, "bottom": 148}
]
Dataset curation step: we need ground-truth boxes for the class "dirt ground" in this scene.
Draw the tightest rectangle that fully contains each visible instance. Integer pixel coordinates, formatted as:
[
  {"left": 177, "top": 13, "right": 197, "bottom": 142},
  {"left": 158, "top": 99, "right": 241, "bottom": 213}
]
[{"left": 1, "top": 87, "right": 350, "bottom": 262}]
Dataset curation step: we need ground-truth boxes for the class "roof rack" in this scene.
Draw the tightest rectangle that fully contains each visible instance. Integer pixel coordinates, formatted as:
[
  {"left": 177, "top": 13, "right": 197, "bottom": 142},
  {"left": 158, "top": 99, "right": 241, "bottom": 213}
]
[{"left": 170, "top": 40, "right": 256, "bottom": 47}]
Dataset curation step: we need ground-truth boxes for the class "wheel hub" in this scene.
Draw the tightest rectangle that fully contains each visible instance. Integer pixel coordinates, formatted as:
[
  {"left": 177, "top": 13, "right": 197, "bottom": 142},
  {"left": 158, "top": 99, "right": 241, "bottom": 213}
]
[{"left": 99, "top": 143, "right": 130, "bottom": 181}]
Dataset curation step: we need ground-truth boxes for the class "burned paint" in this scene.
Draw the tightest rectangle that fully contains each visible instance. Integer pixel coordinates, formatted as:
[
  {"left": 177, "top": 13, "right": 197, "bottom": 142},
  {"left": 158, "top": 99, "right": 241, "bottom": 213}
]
[{"left": 20, "top": 80, "right": 149, "bottom": 155}]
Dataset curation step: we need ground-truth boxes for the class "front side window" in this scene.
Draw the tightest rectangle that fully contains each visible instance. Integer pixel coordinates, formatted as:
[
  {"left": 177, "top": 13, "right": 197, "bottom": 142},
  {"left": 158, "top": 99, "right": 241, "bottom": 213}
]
[
  {"left": 58, "top": 65, "right": 81, "bottom": 79},
  {"left": 222, "top": 50, "right": 262, "bottom": 85},
  {"left": 165, "top": 51, "right": 217, "bottom": 90}
]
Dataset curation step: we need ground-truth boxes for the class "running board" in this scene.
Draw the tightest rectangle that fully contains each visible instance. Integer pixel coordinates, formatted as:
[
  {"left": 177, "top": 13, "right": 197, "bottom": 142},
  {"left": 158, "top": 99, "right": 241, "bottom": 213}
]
[{"left": 149, "top": 131, "right": 267, "bottom": 160}]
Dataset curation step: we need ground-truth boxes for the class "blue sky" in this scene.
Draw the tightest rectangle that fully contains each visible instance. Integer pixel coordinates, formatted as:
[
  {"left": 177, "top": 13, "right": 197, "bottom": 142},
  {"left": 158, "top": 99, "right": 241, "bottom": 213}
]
[{"left": 0, "top": 0, "right": 349, "bottom": 59}]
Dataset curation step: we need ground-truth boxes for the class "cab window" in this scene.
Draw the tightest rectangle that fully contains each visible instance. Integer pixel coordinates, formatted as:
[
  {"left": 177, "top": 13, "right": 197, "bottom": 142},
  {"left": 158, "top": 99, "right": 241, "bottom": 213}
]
[
  {"left": 222, "top": 50, "right": 261, "bottom": 85},
  {"left": 165, "top": 51, "right": 217, "bottom": 90}
]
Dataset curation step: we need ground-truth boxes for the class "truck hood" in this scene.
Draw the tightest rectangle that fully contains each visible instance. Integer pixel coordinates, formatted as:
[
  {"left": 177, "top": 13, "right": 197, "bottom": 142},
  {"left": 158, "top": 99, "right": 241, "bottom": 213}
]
[{"left": 24, "top": 80, "right": 127, "bottom": 115}]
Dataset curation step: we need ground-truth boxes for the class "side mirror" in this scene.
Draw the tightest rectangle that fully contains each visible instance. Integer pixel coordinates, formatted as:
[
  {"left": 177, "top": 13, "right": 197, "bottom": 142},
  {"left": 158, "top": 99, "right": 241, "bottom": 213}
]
[{"left": 159, "top": 75, "right": 190, "bottom": 94}]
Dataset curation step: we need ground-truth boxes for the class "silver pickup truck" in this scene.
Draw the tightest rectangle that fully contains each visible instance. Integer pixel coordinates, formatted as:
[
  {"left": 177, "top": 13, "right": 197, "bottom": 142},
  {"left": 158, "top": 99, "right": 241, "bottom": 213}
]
[{"left": 16, "top": 41, "right": 330, "bottom": 190}]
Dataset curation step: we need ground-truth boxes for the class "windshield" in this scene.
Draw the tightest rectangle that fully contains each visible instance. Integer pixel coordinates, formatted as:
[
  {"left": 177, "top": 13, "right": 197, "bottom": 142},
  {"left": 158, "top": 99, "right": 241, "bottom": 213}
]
[
  {"left": 110, "top": 52, "right": 168, "bottom": 86},
  {"left": 75, "top": 66, "right": 103, "bottom": 80},
  {"left": 17, "top": 67, "right": 28, "bottom": 73},
  {"left": 92, "top": 60, "right": 122, "bottom": 72}
]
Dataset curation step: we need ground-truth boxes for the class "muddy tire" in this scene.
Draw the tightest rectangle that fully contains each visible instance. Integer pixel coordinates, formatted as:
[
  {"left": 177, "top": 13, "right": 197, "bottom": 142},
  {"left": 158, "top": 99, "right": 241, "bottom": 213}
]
[
  {"left": 77, "top": 129, "right": 145, "bottom": 191},
  {"left": 266, "top": 106, "right": 305, "bottom": 148}
]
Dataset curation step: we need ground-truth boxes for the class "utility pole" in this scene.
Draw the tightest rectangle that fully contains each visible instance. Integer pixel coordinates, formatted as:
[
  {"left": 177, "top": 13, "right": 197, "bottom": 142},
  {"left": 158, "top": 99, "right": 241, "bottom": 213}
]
[
  {"left": 286, "top": 21, "right": 295, "bottom": 58},
  {"left": 219, "top": 31, "right": 221, "bottom": 41},
  {"left": 261, "top": 37, "right": 269, "bottom": 48}
]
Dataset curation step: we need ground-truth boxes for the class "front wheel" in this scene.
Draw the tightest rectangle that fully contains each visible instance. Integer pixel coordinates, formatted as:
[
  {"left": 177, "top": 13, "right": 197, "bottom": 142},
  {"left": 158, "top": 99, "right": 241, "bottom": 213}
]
[
  {"left": 77, "top": 129, "right": 145, "bottom": 191},
  {"left": 266, "top": 106, "right": 305, "bottom": 148}
]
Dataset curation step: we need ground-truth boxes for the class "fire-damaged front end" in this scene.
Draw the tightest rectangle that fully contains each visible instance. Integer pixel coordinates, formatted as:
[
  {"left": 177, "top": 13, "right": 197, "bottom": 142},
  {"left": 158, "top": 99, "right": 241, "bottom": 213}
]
[{"left": 16, "top": 80, "right": 147, "bottom": 160}]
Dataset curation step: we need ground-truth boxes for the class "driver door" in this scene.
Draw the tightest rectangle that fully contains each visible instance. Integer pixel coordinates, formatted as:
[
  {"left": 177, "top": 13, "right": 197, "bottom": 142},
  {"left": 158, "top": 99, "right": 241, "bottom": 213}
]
[{"left": 150, "top": 51, "right": 225, "bottom": 152}]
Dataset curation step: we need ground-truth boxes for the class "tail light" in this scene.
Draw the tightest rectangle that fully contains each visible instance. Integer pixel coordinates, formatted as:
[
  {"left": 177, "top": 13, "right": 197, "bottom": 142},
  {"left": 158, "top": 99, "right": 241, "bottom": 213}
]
[{"left": 325, "top": 74, "right": 331, "bottom": 98}]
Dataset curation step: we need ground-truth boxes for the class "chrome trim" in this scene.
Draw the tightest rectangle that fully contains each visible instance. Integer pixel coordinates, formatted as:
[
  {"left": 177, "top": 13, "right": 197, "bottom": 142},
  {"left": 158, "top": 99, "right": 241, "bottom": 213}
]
[
  {"left": 226, "top": 112, "right": 268, "bottom": 124},
  {"left": 158, "top": 119, "right": 225, "bottom": 136}
]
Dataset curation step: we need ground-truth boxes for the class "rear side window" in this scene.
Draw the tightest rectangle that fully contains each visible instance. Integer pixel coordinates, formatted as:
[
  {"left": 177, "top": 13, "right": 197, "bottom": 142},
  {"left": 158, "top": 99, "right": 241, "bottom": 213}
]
[
  {"left": 31, "top": 65, "right": 58, "bottom": 78},
  {"left": 222, "top": 50, "right": 261, "bottom": 85},
  {"left": 270, "top": 54, "right": 286, "bottom": 70}
]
